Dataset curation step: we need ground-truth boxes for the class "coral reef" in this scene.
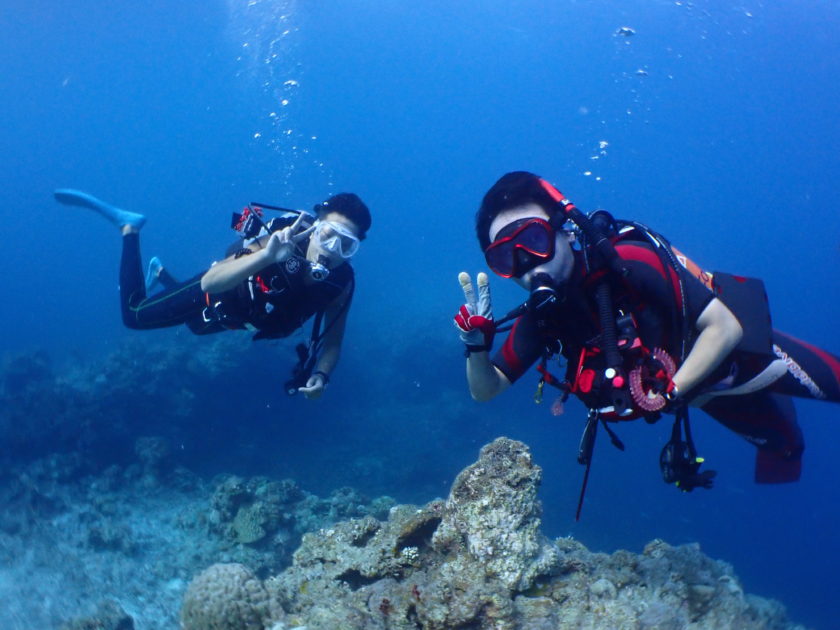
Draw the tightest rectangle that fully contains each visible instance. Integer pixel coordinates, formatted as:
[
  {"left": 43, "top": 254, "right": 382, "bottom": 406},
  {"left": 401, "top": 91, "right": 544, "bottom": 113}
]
[
  {"left": 204, "top": 474, "right": 395, "bottom": 575},
  {"left": 59, "top": 600, "right": 134, "bottom": 630},
  {"left": 181, "top": 564, "right": 283, "bottom": 630},
  {"left": 1, "top": 349, "right": 53, "bottom": 396},
  {"left": 0, "top": 335, "right": 252, "bottom": 469},
  {"left": 134, "top": 436, "right": 174, "bottom": 486},
  {"left": 0, "top": 432, "right": 398, "bottom": 629},
  {"left": 0, "top": 338, "right": 816, "bottom": 628},
  {"left": 181, "top": 438, "right": 806, "bottom": 630}
]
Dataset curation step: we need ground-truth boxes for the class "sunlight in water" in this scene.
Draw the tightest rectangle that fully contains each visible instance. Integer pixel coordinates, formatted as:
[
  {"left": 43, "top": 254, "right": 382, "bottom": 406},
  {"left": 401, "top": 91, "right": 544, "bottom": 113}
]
[{"left": 227, "top": 0, "right": 333, "bottom": 190}]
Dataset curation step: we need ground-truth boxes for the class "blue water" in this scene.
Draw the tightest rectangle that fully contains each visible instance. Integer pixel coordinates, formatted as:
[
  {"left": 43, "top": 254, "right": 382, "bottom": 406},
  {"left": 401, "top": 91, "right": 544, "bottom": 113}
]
[{"left": 2, "top": 0, "right": 839, "bottom": 627}]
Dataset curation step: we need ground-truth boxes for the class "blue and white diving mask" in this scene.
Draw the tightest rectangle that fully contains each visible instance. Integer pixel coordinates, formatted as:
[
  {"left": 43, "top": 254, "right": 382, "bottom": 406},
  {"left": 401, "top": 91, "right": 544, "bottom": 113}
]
[{"left": 312, "top": 220, "right": 361, "bottom": 259}]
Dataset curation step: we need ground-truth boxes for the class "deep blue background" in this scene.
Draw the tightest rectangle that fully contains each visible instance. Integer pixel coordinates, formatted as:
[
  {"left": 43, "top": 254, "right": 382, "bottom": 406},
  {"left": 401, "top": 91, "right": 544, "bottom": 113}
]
[{"left": 2, "top": 1, "right": 838, "bottom": 628}]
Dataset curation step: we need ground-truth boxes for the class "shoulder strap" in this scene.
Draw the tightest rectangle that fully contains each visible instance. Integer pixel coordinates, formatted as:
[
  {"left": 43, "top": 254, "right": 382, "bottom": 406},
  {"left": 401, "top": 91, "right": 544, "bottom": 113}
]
[
  {"left": 617, "top": 221, "right": 692, "bottom": 361},
  {"left": 284, "top": 274, "right": 355, "bottom": 396}
]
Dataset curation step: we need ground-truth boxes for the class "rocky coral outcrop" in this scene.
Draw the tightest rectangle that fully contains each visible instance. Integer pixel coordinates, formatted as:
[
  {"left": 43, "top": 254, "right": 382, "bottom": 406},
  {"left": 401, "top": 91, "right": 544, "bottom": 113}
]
[
  {"left": 432, "top": 437, "right": 560, "bottom": 592},
  {"left": 181, "top": 437, "right": 806, "bottom": 630}
]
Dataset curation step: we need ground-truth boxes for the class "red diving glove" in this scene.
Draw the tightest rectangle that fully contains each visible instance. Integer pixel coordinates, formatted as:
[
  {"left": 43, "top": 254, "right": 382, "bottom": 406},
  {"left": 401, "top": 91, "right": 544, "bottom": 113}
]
[{"left": 454, "top": 272, "right": 496, "bottom": 353}]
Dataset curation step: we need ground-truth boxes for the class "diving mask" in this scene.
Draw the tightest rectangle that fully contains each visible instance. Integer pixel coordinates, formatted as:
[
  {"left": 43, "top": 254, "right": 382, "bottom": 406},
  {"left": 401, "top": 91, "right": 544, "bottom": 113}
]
[
  {"left": 313, "top": 220, "right": 360, "bottom": 259},
  {"left": 484, "top": 218, "right": 555, "bottom": 278}
]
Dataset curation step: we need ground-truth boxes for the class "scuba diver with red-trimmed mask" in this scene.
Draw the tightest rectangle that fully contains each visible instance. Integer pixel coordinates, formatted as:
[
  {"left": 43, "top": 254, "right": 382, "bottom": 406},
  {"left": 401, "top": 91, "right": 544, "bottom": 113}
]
[
  {"left": 455, "top": 171, "right": 840, "bottom": 517},
  {"left": 54, "top": 189, "right": 371, "bottom": 399}
]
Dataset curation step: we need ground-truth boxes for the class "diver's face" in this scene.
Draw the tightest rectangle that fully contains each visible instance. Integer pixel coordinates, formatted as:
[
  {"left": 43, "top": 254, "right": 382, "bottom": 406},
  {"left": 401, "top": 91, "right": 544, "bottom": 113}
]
[
  {"left": 306, "top": 212, "right": 361, "bottom": 269},
  {"left": 488, "top": 203, "right": 575, "bottom": 290}
]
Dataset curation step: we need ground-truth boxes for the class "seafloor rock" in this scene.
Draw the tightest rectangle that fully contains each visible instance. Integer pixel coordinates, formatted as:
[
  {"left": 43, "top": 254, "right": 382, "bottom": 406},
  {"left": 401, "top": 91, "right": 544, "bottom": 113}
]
[
  {"left": 135, "top": 436, "right": 174, "bottom": 486},
  {"left": 181, "top": 437, "right": 806, "bottom": 630},
  {"left": 60, "top": 599, "right": 134, "bottom": 630},
  {"left": 207, "top": 474, "right": 394, "bottom": 555}
]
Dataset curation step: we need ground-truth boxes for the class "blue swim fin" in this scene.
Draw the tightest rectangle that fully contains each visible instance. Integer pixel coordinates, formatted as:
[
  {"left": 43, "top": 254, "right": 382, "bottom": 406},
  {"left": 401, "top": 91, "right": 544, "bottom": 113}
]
[{"left": 54, "top": 189, "right": 146, "bottom": 230}]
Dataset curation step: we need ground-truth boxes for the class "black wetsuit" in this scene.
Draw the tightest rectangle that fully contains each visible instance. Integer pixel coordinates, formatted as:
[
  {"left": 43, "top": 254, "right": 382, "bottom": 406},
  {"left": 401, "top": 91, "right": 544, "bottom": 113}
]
[
  {"left": 493, "top": 239, "right": 840, "bottom": 483},
  {"left": 119, "top": 233, "right": 353, "bottom": 338}
]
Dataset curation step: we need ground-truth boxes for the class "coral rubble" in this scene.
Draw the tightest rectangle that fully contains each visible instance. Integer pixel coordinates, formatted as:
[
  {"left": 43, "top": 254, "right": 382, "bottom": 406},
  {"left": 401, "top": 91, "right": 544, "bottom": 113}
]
[{"left": 0, "top": 436, "right": 394, "bottom": 629}]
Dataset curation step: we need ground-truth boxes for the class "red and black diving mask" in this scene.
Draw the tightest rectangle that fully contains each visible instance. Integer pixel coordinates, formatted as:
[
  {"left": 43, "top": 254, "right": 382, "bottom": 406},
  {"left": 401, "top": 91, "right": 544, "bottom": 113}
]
[{"left": 484, "top": 217, "right": 556, "bottom": 278}]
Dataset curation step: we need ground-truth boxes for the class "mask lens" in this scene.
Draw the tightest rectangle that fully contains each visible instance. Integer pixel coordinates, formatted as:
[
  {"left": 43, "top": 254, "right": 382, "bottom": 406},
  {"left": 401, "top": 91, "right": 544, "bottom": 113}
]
[
  {"left": 516, "top": 221, "right": 553, "bottom": 255},
  {"left": 485, "top": 241, "right": 516, "bottom": 277},
  {"left": 315, "top": 221, "right": 360, "bottom": 258},
  {"left": 485, "top": 218, "right": 554, "bottom": 278}
]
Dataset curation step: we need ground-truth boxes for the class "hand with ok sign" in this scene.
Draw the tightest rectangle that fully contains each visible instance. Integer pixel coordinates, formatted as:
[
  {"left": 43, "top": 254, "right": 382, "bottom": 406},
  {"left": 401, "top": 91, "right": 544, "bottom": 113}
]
[
  {"left": 266, "top": 212, "right": 316, "bottom": 263},
  {"left": 454, "top": 271, "right": 496, "bottom": 352}
]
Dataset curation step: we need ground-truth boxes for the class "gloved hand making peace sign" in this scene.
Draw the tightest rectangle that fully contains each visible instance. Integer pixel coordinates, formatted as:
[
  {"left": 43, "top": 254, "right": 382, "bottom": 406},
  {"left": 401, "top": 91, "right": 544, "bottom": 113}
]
[{"left": 454, "top": 271, "right": 496, "bottom": 353}]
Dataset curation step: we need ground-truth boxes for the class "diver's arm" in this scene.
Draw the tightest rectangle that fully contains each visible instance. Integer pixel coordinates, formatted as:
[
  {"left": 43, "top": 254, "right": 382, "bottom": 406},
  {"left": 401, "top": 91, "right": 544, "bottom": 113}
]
[
  {"left": 466, "top": 353, "right": 512, "bottom": 401},
  {"left": 200, "top": 237, "right": 273, "bottom": 293},
  {"left": 202, "top": 218, "right": 315, "bottom": 293},
  {"left": 672, "top": 297, "right": 743, "bottom": 397},
  {"left": 312, "top": 287, "right": 352, "bottom": 377}
]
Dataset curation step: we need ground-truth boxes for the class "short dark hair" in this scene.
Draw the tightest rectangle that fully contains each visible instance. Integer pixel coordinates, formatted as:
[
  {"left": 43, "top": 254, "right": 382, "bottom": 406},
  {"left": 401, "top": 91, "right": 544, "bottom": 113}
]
[
  {"left": 315, "top": 193, "right": 372, "bottom": 240},
  {"left": 475, "top": 171, "right": 559, "bottom": 250}
]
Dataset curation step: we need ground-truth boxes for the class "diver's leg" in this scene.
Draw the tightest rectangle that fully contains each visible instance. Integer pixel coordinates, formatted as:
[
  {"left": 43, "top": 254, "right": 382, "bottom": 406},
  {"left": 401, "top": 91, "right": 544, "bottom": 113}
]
[
  {"left": 767, "top": 330, "right": 840, "bottom": 402},
  {"left": 120, "top": 232, "right": 148, "bottom": 326},
  {"left": 54, "top": 189, "right": 207, "bottom": 332},
  {"left": 158, "top": 267, "right": 178, "bottom": 289},
  {"left": 702, "top": 392, "right": 804, "bottom": 483},
  {"left": 120, "top": 233, "right": 206, "bottom": 330}
]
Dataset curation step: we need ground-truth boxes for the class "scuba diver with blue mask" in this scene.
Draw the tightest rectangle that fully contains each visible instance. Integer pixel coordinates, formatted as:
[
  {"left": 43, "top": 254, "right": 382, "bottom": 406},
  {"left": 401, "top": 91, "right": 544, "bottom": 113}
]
[
  {"left": 54, "top": 189, "right": 371, "bottom": 399},
  {"left": 454, "top": 171, "right": 840, "bottom": 518}
]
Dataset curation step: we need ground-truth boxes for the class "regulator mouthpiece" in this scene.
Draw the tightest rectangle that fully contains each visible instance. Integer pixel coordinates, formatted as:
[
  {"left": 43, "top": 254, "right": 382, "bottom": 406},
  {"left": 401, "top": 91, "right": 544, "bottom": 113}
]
[
  {"left": 528, "top": 273, "right": 562, "bottom": 316},
  {"left": 309, "top": 255, "right": 330, "bottom": 282}
]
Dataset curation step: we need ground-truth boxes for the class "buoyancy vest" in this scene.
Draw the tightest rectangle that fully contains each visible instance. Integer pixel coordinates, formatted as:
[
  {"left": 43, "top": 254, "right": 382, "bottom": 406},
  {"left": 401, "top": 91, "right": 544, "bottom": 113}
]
[
  {"left": 208, "top": 255, "right": 353, "bottom": 340},
  {"left": 536, "top": 222, "right": 774, "bottom": 420}
]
